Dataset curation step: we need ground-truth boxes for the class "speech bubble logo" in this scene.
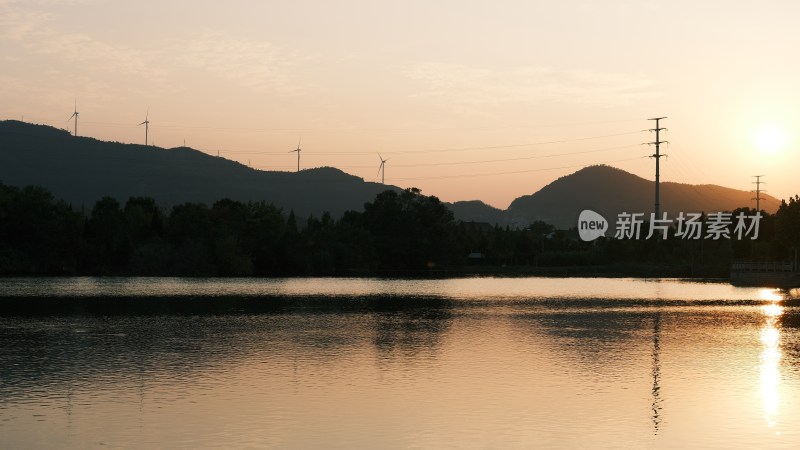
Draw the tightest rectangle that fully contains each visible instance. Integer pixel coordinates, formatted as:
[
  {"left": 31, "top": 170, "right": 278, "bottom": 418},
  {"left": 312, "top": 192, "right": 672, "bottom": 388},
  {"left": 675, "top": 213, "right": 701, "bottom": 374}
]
[{"left": 578, "top": 210, "right": 608, "bottom": 242}]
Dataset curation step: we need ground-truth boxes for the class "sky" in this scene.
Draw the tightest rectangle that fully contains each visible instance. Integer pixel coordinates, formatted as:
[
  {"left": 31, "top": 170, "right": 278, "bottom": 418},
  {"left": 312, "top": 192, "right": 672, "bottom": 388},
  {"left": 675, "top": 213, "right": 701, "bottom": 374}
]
[{"left": 1, "top": 0, "right": 798, "bottom": 209}]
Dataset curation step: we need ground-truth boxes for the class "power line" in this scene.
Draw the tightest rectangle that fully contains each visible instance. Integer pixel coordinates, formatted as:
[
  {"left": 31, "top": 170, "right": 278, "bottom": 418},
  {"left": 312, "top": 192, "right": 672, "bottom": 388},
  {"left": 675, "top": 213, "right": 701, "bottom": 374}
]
[
  {"left": 666, "top": 141, "right": 715, "bottom": 190},
  {"left": 393, "top": 144, "right": 639, "bottom": 168},
  {"left": 659, "top": 148, "right": 717, "bottom": 208},
  {"left": 55, "top": 117, "right": 647, "bottom": 133},
  {"left": 383, "top": 131, "right": 643, "bottom": 155},
  {"left": 227, "top": 143, "right": 640, "bottom": 175},
  {"left": 3, "top": 113, "right": 650, "bottom": 184},
  {"left": 3, "top": 114, "right": 644, "bottom": 157},
  {"left": 393, "top": 156, "right": 647, "bottom": 181},
  {"left": 224, "top": 142, "right": 638, "bottom": 166},
  {"left": 215, "top": 131, "right": 644, "bottom": 156}
]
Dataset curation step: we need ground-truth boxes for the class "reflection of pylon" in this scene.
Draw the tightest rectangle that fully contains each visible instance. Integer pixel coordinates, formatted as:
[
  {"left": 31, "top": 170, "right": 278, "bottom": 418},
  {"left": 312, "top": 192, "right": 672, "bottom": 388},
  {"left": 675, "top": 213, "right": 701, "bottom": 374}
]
[
  {"left": 752, "top": 175, "right": 766, "bottom": 212},
  {"left": 647, "top": 117, "right": 668, "bottom": 220},
  {"left": 651, "top": 313, "right": 662, "bottom": 434}
]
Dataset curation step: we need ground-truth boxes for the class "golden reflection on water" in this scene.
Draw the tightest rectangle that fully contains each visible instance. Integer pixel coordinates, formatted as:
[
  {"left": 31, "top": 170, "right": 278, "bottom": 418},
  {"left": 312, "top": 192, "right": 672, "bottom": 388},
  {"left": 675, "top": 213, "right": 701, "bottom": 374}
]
[
  {"left": 651, "top": 314, "right": 662, "bottom": 435},
  {"left": 759, "top": 289, "right": 783, "bottom": 430}
]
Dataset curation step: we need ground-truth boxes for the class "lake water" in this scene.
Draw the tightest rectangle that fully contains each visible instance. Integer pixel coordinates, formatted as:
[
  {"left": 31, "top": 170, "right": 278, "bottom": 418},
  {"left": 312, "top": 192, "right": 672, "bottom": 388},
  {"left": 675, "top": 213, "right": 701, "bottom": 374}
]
[{"left": 2, "top": 277, "right": 800, "bottom": 449}]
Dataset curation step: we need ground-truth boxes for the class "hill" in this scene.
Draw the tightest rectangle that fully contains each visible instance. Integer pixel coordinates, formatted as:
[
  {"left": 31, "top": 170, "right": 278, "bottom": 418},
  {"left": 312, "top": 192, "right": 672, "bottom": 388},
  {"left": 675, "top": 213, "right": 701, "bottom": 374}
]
[
  {"left": 0, "top": 121, "right": 781, "bottom": 228},
  {"left": 505, "top": 165, "right": 780, "bottom": 228},
  {"left": 0, "top": 120, "right": 398, "bottom": 218},
  {"left": 448, "top": 200, "right": 505, "bottom": 225}
]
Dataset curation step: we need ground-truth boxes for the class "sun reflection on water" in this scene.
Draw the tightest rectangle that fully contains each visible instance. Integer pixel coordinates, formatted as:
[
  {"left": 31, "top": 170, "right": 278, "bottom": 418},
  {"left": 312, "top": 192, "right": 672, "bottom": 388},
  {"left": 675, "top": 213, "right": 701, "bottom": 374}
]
[{"left": 759, "top": 289, "right": 783, "bottom": 430}]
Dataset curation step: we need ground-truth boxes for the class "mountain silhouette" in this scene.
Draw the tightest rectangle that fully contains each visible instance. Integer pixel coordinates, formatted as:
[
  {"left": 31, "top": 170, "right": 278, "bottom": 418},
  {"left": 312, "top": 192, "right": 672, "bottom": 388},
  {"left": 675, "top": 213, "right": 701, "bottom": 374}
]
[
  {"left": 0, "top": 121, "right": 780, "bottom": 228},
  {"left": 0, "top": 120, "right": 397, "bottom": 218},
  {"left": 448, "top": 200, "right": 505, "bottom": 225},
  {"left": 504, "top": 165, "right": 780, "bottom": 228}
]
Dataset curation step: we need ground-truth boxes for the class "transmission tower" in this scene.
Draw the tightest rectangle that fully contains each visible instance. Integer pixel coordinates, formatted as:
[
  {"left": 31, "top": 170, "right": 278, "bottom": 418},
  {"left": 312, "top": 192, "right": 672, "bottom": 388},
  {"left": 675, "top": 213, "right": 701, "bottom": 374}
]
[
  {"left": 752, "top": 175, "right": 766, "bottom": 212},
  {"left": 647, "top": 117, "right": 668, "bottom": 220}
]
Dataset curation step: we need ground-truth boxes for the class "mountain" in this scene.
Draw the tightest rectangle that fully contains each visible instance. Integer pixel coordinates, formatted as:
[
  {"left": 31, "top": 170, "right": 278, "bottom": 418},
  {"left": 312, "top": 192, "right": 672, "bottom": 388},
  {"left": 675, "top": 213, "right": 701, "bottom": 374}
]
[
  {"left": 0, "top": 121, "right": 782, "bottom": 228},
  {"left": 448, "top": 200, "right": 505, "bottom": 225},
  {"left": 0, "top": 120, "right": 398, "bottom": 218},
  {"left": 505, "top": 165, "right": 781, "bottom": 229}
]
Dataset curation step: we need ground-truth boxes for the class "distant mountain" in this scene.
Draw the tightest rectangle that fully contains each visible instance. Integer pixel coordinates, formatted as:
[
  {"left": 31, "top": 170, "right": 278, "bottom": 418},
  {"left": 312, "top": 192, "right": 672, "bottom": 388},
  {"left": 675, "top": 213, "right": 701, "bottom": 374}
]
[
  {"left": 0, "top": 121, "right": 782, "bottom": 228},
  {"left": 505, "top": 165, "right": 780, "bottom": 229},
  {"left": 0, "top": 120, "right": 400, "bottom": 218},
  {"left": 448, "top": 200, "right": 505, "bottom": 225}
]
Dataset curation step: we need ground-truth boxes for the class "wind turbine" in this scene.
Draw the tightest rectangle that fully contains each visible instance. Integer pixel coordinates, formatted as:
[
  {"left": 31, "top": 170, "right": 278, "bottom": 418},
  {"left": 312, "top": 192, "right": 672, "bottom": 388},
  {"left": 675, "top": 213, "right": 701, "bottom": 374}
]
[
  {"left": 377, "top": 153, "right": 388, "bottom": 184},
  {"left": 289, "top": 138, "right": 301, "bottom": 172},
  {"left": 68, "top": 98, "right": 79, "bottom": 136},
  {"left": 138, "top": 108, "right": 150, "bottom": 146}
]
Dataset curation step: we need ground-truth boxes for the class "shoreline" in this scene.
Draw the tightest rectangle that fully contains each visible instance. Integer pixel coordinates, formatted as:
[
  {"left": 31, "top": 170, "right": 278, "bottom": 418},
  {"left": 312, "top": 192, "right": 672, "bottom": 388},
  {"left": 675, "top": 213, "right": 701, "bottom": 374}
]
[{"left": 0, "top": 263, "right": 732, "bottom": 280}]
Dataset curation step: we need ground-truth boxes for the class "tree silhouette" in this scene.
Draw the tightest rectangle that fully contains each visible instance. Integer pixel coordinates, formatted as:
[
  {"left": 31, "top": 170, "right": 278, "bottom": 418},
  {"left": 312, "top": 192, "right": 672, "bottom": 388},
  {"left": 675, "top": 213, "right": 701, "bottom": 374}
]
[
  {"left": 362, "top": 188, "right": 460, "bottom": 270},
  {"left": 1, "top": 181, "right": 796, "bottom": 277},
  {"left": 0, "top": 183, "right": 82, "bottom": 273}
]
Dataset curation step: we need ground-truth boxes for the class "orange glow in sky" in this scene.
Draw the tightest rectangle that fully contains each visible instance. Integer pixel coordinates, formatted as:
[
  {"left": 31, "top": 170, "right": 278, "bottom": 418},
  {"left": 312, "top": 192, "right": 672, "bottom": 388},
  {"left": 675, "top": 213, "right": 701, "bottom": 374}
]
[{"left": 1, "top": 0, "right": 798, "bottom": 208}]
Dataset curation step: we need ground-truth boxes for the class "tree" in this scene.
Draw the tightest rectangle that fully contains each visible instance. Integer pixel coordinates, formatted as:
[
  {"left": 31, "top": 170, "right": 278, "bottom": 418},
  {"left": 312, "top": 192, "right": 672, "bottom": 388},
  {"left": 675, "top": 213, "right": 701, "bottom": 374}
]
[
  {"left": 167, "top": 203, "right": 215, "bottom": 275},
  {"left": 84, "top": 197, "right": 130, "bottom": 273},
  {"left": 362, "top": 188, "right": 461, "bottom": 270},
  {"left": 774, "top": 196, "right": 800, "bottom": 262},
  {"left": 242, "top": 201, "right": 286, "bottom": 275},
  {"left": 0, "top": 183, "right": 82, "bottom": 274}
]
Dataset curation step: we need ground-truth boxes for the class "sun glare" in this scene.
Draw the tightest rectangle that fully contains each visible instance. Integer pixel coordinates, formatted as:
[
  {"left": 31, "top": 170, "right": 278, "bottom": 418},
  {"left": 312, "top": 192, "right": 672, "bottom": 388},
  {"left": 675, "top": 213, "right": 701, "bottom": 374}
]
[{"left": 753, "top": 124, "right": 788, "bottom": 155}]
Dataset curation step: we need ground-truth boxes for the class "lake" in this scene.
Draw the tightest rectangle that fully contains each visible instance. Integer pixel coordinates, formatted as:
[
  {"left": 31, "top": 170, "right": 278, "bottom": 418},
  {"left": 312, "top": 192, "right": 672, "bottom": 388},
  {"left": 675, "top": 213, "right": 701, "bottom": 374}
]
[{"left": 1, "top": 277, "right": 800, "bottom": 449}]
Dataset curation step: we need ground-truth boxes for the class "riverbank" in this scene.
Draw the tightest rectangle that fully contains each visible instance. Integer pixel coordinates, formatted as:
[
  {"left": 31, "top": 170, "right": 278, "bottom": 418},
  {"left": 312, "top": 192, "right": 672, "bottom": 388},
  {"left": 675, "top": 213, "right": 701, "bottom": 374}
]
[{"left": 338, "top": 262, "right": 731, "bottom": 279}]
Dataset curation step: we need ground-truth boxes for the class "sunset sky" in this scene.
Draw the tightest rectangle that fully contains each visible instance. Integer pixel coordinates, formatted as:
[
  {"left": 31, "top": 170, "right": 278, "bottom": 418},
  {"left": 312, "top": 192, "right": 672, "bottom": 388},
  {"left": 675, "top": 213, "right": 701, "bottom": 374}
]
[{"left": 1, "top": 0, "right": 798, "bottom": 208}]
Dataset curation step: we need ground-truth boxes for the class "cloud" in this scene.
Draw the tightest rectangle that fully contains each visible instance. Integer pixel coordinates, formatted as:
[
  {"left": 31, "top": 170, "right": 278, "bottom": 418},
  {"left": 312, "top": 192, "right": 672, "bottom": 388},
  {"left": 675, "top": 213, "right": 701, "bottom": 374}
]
[
  {"left": 0, "top": 6, "right": 166, "bottom": 82},
  {"left": 404, "top": 63, "right": 660, "bottom": 110},
  {"left": 0, "top": 5, "right": 308, "bottom": 95},
  {"left": 0, "top": 0, "right": 99, "bottom": 3},
  {"left": 0, "top": 7, "right": 49, "bottom": 41},
  {"left": 170, "top": 32, "right": 311, "bottom": 95}
]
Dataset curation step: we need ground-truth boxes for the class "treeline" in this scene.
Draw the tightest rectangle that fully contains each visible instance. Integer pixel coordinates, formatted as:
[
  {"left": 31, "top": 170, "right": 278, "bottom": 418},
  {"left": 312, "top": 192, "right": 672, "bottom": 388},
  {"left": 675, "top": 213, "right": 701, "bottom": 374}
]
[
  {"left": 1, "top": 181, "right": 799, "bottom": 277},
  {"left": 0, "top": 184, "right": 461, "bottom": 276}
]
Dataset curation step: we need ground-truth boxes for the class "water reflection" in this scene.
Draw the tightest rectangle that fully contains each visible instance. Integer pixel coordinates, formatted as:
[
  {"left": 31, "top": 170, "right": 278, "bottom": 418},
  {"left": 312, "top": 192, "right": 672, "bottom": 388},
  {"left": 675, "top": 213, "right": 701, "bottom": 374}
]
[
  {"left": 651, "top": 314, "right": 662, "bottom": 435},
  {"left": 3, "top": 279, "right": 800, "bottom": 449},
  {"left": 759, "top": 289, "right": 783, "bottom": 430},
  {"left": 372, "top": 309, "right": 452, "bottom": 358}
]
